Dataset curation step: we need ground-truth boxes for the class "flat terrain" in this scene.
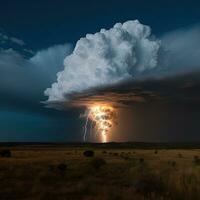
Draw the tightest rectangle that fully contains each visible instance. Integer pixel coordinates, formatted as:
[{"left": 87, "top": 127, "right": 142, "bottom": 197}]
[{"left": 0, "top": 143, "right": 200, "bottom": 200}]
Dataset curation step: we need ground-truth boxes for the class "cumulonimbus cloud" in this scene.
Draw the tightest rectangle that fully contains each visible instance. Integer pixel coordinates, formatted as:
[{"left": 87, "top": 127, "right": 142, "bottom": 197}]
[
  {"left": 44, "top": 21, "right": 200, "bottom": 107},
  {"left": 45, "top": 20, "right": 161, "bottom": 102}
]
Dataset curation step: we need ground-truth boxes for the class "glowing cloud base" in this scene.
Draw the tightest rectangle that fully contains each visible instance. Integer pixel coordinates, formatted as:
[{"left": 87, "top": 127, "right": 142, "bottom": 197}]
[{"left": 83, "top": 105, "right": 116, "bottom": 143}]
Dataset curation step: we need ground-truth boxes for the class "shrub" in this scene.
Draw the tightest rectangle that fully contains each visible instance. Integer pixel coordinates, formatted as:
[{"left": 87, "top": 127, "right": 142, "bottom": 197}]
[
  {"left": 57, "top": 163, "right": 67, "bottom": 171},
  {"left": 90, "top": 158, "right": 106, "bottom": 170},
  {"left": 193, "top": 155, "right": 200, "bottom": 165},
  {"left": 154, "top": 150, "right": 158, "bottom": 154},
  {"left": 178, "top": 153, "right": 183, "bottom": 158},
  {"left": 120, "top": 155, "right": 130, "bottom": 160},
  {"left": 167, "top": 160, "right": 176, "bottom": 167},
  {"left": 48, "top": 164, "right": 55, "bottom": 171},
  {"left": 102, "top": 150, "right": 107, "bottom": 154},
  {"left": 121, "top": 156, "right": 129, "bottom": 160},
  {"left": 139, "top": 158, "right": 144, "bottom": 163},
  {"left": 0, "top": 149, "right": 11, "bottom": 157},
  {"left": 172, "top": 161, "right": 176, "bottom": 167},
  {"left": 113, "top": 153, "right": 119, "bottom": 156},
  {"left": 83, "top": 150, "right": 94, "bottom": 157}
]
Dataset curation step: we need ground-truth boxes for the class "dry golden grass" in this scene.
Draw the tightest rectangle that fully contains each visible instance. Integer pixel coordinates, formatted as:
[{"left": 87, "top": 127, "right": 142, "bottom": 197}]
[{"left": 0, "top": 146, "right": 200, "bottom": 199}]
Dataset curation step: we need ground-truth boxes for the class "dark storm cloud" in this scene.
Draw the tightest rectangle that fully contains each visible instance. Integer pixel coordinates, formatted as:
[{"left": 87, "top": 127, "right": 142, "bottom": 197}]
[
  {"left": 0, "top": 40, "right": 82, "bottom": 141},
  {"left": 50, "top": 71, "right": 200, "bottom": 110},
  {"left": 158, "top": 24, "right": 200, "bottom": 76},
  {"left": 0, "top": 44, "right": 72, "bottom": 110}
]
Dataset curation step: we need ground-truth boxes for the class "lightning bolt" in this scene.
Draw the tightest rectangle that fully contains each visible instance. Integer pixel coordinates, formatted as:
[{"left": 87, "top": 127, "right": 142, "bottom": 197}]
[{"left": 83, "top": 104, "right": 116, "bottom": 143}]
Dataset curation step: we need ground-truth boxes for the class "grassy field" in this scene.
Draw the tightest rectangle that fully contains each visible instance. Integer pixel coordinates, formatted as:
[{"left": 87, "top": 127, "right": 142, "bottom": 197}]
[{"left": 0, "top": 144, "right": 200, "bottom": 200}]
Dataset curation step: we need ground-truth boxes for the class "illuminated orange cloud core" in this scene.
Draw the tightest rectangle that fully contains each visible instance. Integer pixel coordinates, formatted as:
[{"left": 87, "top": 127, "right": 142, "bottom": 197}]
[{"left": 87, "top": 104, "right": 115, "bottom": 143}]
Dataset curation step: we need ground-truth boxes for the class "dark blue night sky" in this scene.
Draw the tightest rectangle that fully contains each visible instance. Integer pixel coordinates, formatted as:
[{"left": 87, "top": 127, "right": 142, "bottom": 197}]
[
  {"left": 1, "top": 0, "right": 200, "bottom": 49},
  {"left": 1, "top": 0, "right": 200, "bottom": 142}
]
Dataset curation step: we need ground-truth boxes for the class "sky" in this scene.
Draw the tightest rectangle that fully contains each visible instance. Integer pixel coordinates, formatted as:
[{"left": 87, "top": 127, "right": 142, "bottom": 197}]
[{"left": 1, "top": 0, "right": 200, "bottom": 142}]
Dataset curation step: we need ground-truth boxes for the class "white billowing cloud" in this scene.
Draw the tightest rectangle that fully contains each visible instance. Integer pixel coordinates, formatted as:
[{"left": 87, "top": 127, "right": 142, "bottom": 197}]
[{"left": 45, "top": 20, "right": 160, "bottom": 101}]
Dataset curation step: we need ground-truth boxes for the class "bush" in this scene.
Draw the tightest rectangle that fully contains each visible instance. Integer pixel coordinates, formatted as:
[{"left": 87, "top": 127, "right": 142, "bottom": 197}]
[
  {"left": 91, "top": 158, "right": 106, "bottom": 170},
  {"left": 121, "top": 155, "right": 129, "bottom": 160},
  {"left": 139, "top": 158, "right": 144, "bottom": 163},
  {"left": 48, "top": 164, "right": 55, "bottom": 171},
  {"left": 154, "top": 150, "right": 158, "bottom": 154},
  {"left": 193, "top": 155, "right": 200, "bottom": 165},
  {"left": 83, "top": 150, "right": 94, "bottom": 157},
  {"left": 102, "top": 150, "right": 107, "bottom": 154},
  {"left": 172, "top": 161, "right": 176, "bottom": 167},
  {"left": 0, "top": 149, "right": 11, "bottom": 157},
  {"left": 178, "top": 153, "right": 183, "bottom": 158},
  {"left": 57, "top": 163, "right": 67, "bottom": 171}
]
